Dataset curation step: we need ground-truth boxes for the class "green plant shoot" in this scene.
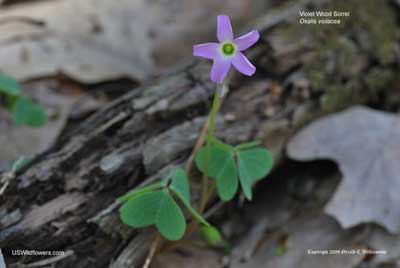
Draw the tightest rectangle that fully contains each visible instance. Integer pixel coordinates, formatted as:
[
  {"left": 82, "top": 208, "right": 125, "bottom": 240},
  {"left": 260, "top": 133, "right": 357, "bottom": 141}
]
[{"left": 0, "top": 74, "right": 48, "bottom": 128}]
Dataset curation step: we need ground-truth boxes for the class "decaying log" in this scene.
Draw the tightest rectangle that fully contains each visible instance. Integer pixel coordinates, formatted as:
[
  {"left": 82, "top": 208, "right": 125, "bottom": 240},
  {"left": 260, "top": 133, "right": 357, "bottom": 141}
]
[{"left": 1, "top": 0, "right": 399, "bottom": 267}]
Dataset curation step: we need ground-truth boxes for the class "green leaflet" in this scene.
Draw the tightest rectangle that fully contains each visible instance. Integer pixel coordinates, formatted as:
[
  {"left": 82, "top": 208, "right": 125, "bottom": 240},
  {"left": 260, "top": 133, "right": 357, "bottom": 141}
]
[
  {"left": 0, "top": 74, "right": 21, "bottom": 97},
  {"left": 236, "top": 148, "right": 274, "bottom": 181},
  {"left": 155, "top": 191, "right": 186, "bottom": 241},
  {"left": 12, "top": 97, "right": 48, "bottom": 127},
  {"left": 196, "top": 138, "right": 274, "bottom": 201},
  {"left": 118, "top": 168, "right": 209, "bottom": 240}
]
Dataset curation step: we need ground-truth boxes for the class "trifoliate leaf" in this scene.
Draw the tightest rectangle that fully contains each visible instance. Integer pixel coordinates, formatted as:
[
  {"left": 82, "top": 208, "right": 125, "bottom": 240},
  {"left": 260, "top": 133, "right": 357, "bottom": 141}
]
[
  {"left": 196, "top": 145, "right": 239, "bottom": 201},
  {"left": 0, "top": 74, "right": 21, "bottom": 97},
  {"left": 117, "top": 183, "right": 164, "bottom": 203},
  {"left": 168, "top": 168, "right": 210, "bottom": 226},
  {"left": 155, "top": 190, "right": 186, "bottom": 241},
  {"left": 120, "top": 189, "right": 186, "bottom": 241},
  {"left": 236, "top": 148, "right": 274, "bottom": 200},
  {"left": 200, "top": 225, "right": 223, "bottom": 245},
  {"left": 12, "top": 97, "right": 48, "bottom": 127},
  {"left": 196, "top": 141, "right": 274, "bottom": 201}
]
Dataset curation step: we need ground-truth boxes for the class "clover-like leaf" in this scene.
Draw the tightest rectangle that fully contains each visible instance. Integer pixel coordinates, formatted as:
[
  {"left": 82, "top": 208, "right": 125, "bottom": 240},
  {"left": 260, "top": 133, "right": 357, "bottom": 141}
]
[
  {"left": 119, "top": 168, "right": 209, "bottom": 240},
  {"left": 120, "top": 190, "right": 186, "bottom": 241},
  {"left": 196, "top": 139, "right": 274, "bottom": 201},
  {"left": 12, "top": 97, "right": 48, "bottom": 127},
  {"left": 237, "top": 148, "right": 274, "bottom": 200},
  {"left": 0, "top": 74, "right": 21, "bottom": 97},
  {"left": 196, "top": 145, "right": 238, "bottom": 201},
  {"left": 167, "top": 169, "right": 210, "bottom": 226}
]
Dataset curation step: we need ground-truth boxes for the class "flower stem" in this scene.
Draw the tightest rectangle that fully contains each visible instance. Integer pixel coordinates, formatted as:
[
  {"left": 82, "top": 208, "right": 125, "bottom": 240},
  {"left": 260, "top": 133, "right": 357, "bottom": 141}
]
[
  {"left": 198, "top": 84, "right": 220, "bottom": 213},
  {"left": 162, "top": 85, "right": 224, "bottom": 253}
]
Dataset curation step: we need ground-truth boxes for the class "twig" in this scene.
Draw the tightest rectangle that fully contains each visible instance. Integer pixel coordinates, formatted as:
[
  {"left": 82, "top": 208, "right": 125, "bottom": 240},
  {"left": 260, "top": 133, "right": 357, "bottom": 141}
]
[
  {"left": 0, "top": 157, "right": 28, "bottom": 197},
  {"left": 0, "top": 172, "right": 15, "bottom": 197},
  {"left": 93, "top": 112, "right": 129, "bottom": 136},
  {"left": 142, "top": 234, "right": 161, "bottom": 268}
]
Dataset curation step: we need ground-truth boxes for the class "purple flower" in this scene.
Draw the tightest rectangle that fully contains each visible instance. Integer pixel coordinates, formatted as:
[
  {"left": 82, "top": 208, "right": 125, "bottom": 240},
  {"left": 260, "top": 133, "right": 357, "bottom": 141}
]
[{"left": 193, "top": 15, "right": 259, "bottom": 84}]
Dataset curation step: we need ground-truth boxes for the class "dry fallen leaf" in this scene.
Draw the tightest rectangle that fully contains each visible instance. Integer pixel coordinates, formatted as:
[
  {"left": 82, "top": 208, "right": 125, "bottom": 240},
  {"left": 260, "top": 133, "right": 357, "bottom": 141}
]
[
  {"left": 0, "top": 0, "right": 153, "bottom": 83},
  {"left": 287, "top": 106, "right": 400, "bottom": 234},
  {"left": 237, "top": 214, "right": 364, "bottom": 268}
]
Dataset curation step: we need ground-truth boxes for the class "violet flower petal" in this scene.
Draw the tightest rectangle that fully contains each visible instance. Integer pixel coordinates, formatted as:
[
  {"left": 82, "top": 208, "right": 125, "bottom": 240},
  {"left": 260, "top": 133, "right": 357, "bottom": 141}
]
[
  {"left": 234, "top": 30, "right": 260, "bottom": 51},
  {"left": 217, "top": 15, "right": 233, "bottom": 42},
  {"left": 211, "top": 58, "right": 231, "bottom": 83},
  {"left": 232, "top": 52, "right": 255, "bottom": 76},
  {"left": 193, "top": 43, "right": 220, "bottom": 59}
]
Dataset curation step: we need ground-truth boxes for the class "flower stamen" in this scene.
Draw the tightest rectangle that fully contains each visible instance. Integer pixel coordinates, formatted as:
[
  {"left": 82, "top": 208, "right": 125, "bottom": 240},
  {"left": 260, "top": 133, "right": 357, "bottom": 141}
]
[{"left": 221, "top": 42, "right": 236, "bottom": 57}]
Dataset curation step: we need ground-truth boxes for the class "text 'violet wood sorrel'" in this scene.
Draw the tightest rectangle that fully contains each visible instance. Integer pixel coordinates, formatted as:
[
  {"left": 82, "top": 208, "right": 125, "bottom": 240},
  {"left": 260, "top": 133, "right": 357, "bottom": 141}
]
[{"left": 117, "top": 15, "right": 273, "bottom": 245}]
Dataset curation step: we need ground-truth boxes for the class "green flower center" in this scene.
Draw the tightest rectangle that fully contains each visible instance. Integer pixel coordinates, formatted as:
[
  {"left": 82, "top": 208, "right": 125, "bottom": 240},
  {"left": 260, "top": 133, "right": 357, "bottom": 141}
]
[{"left": 221, "top": 42, "right": 236, "bottom": 56}]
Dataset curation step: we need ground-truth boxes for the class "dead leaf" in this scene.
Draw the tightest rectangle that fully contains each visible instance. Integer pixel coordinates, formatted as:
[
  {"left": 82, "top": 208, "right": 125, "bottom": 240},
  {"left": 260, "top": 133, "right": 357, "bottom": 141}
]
[
  {"left": 0, "top": 0, "right": 153, "bottom": 83},
  {"left": 287, "top": 106, "right": 400, "bottom": 234},
  {"left": 237, "top": 214, "right": 364, "bottom": 268}
]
